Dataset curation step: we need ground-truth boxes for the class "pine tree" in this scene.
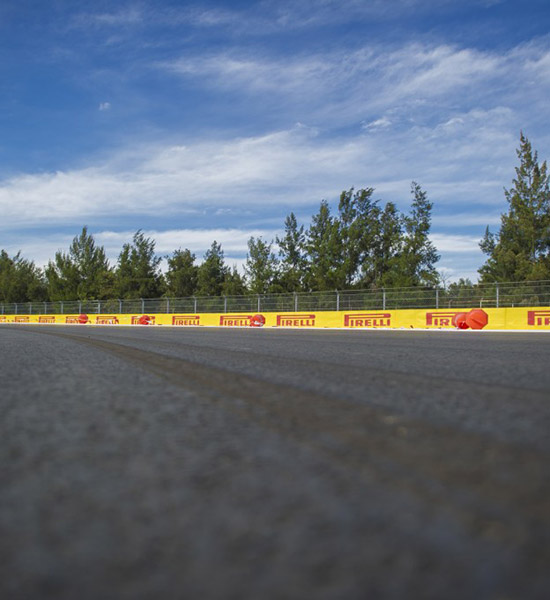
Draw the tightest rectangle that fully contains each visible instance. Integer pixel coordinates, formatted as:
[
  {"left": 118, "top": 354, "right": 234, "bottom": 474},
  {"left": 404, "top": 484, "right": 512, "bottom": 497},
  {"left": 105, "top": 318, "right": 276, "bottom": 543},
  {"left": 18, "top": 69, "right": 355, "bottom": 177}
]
[
  {"left": 196, "top": 241, "right": 228, "bottom": 296},
  {"left": 45, "top": 227, "right": 112, "bottom": 300},
  {"left": 114, "top": 230, "right": 163, "bottom": 298},
  {"left": 479, "top": 133, "right": 550, "bottom": 281},
  {"left": 245, "top": 237, "right": 278, "bottom": 294},
  {"left": 371, "top": 201, "right": 403, "bottom": 287},
  {"left": 342, "top": 187, "right": 381, "bottom": 287},
  {"left": 276, "top": 213, "right": 307, "bottom": 292},
  {"left": 335, "top": 188, "right": 359, "bottom": 287},
  {"left": 305, "top": 200, "right": 341, "bottom": 291},
  {"left": 165, "top": 249, "right": 198, "bottom": 297},
  {"left": 222, "top": 266, "right": 247, "bottom": 296},
  {"left": 114, "top": 244, "right": 133, "bottom": 299},
  {"left": 392, "top": 182, "right": 439, "bottom": 287},
  {"left": 0, "top": 251, "right": 46, "bottom": 303}
]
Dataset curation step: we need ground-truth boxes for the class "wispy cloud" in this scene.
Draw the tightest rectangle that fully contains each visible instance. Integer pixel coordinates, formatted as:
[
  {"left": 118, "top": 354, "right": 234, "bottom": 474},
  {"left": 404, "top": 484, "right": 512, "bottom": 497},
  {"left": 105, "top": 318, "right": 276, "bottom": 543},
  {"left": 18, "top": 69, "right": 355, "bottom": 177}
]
[
  {"left": 432, "top": 213, "right": 502, "bottom": 227},
  {"left": 67, "top": 1, "right": 451, "bottom": 37},
  {"left": 180, "top": 0, "right": 479, "bottom": 33},
  {"left": 0, "top": 118, "right": 517, "bottom": 236},
  {"left": 71, "top": 7, "right": 144, "bottom": 28},
  {"left": 430, "top": 233, "right": 482, "bottom": 253},
  {"left": 161, "top": 40, "right": 550, "bottom": 131},
  {"left": 363, "top": 117, "right": 392, "bottom": 131}
]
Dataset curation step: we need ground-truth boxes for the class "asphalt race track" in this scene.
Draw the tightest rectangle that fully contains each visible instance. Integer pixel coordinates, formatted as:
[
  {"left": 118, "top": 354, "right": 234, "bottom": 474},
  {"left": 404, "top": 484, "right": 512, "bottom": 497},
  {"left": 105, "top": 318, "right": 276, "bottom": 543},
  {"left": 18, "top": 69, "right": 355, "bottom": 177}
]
[{"left": 1, "top": 324, "right": 549, "bottom": 599}]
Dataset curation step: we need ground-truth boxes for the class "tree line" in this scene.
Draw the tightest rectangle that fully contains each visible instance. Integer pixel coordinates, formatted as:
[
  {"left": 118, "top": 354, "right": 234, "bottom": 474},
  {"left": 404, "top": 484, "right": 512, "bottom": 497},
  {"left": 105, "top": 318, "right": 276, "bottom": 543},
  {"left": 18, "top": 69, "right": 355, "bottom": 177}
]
[
  {"left": 1, "top": 133, "right": 548, "bottom": 304},
  {"left": 0, "top": 181, "right": 438, "bottom": 303}
]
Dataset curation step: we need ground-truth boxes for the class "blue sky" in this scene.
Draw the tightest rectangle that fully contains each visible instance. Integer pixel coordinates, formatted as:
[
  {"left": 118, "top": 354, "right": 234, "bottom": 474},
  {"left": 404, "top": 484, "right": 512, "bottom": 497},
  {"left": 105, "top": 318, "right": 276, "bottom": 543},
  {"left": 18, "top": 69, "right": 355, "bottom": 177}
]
[{"left": 1, "top": 0, "right": 549, "bottom": 283}]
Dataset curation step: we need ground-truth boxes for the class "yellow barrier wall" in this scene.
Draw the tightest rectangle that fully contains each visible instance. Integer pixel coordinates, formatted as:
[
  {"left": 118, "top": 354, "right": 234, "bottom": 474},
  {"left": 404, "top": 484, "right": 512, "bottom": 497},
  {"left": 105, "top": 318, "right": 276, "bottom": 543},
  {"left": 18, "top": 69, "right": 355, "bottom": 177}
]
[{"left": 1, "top": 307, "right": 550, "bottom": 330}]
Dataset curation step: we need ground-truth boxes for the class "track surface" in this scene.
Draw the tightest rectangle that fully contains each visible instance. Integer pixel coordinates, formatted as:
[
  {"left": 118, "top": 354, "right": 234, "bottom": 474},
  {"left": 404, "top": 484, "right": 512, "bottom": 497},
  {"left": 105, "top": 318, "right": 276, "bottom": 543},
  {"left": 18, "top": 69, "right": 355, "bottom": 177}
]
[{"left": 1, "top": 325, "right": 549, "bottom": 599}]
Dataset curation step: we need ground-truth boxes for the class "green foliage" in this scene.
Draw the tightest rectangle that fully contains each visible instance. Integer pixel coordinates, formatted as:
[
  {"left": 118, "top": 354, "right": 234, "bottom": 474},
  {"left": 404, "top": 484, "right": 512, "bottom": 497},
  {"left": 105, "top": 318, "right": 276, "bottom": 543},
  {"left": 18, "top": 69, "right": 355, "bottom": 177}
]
[
  {"left": 479, "top": 132, "right": 550, "bottom": 282},
  {"left": 0, "top": 250, "right": 46, "bottom": 302},
  {"left": 371, "top": 201, "right": 403, "bottom": 287},
  {"left": 114, "top": 230, "right": 164, "bottom": 299},
  {"left": 244, "top": 237, "right": 279, "bottom": 294},
  {"left": 196, "top": 241, "right": 228, "bottom": 296},
  {"left": 391, "top": 182, "right": 440, "bottom": 287},
  {"left": 445, "top": 277, "right": 478, "bottom": 305},
  {"left": 45, "top": 227, "right": 112, "bottom": 300},
  {"left": 305, "top": 200, "right": 342, "bottom": 291},
  {"left": 165, "top": 249, "right": 198, "bottom": 297},
  {"left": 276, "top": 212, "right": 307, "bottom": 292},
  {"left": 222, "top": 266, "right": 247, "bottom": 296},
  {"left": 2, "top": 179, "right": 446, "bottom": 305},
  {"left": 337, "top": 187, "right": 381, "bottom": 287}
]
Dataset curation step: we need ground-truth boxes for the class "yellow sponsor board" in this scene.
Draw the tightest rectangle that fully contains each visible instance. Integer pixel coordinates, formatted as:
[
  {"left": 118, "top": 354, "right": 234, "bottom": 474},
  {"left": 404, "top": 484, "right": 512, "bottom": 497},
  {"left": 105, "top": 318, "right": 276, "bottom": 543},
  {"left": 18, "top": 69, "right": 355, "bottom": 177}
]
[{"left": 0, "top": 307, "right": 549, "bottom": 330}]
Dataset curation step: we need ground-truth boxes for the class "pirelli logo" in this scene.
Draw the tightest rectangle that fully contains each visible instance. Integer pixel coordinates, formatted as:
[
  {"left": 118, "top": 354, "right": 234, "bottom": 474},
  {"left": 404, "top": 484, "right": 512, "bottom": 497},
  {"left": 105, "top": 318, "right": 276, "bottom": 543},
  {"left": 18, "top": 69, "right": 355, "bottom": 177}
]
[
  {"left": 220, "top": 315, "right": 253, "bottom": 327},
  {"left": 39, "top": 316, "right": 56, "bottom": 324},
  {"left": 344, "top": 313, "right": 391, "bottom": 328},
  {"left": 276, "top": 314, "right": 316, "bottom": 327},
  {"left": 425, "top": 311, "right": 461, "bottom": 327},
  {"left": 131, "top": 315, "right": 156, "bottom": 325},
  {"left": 172, "top": 315, "right": 200, "bottom": 326},
  {"left": 15, "top": 316, "right": 30, "bottom": 323},
  {"left": 527, "top": 310, "right": 550, "bottom": 327},
  {"left": 96, "top": 316, "right": 119, "bottom": 325},
  {"left": 0, "top": 316, "right": 7, "bottom": 322},
  {"left": 65, "top": 316, "right": 80, "bottom": 324}
]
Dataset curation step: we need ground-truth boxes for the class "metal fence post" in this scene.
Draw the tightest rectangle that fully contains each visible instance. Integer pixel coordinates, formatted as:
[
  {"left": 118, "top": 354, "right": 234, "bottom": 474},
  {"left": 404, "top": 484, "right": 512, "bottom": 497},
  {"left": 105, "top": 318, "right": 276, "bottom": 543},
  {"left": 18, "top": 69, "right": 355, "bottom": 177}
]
[
  {"left": 141, "top": 298, "right": 144, "bottom": 313},
  {"left": 336, "top": 290, "right": 340, "bottom": 311},
  {"left": 78, "top": 301, "right": 82, "bottom": 314},
  {"left": 496, "top": 283, "right": 500, "bottom": 308},
  {"left": 98, "top": 301, "right": 101, "bottom": 314},
  {"left": 435, "top": 288, "right": 439, "bottom": 309},
  {"left": 257, "top": 294, "right": 261, "bottom": 312},
  {"left": 224, "top": 296, "right": 227, "bottom": 313},
  {"left": 118, "top": 299, "right": 122, "bottom": 312},
  {"left": 382, "top": 289, "right": 386, "bottom": 310},
  {"left": 166, "top": 298, "right": 170, "bottom": 313},
  {"left": 294, "top": 292, "right": 298, "bottom": 312},
  {"left": 193, "top": 296, "right": 197, "bottom": 313}
]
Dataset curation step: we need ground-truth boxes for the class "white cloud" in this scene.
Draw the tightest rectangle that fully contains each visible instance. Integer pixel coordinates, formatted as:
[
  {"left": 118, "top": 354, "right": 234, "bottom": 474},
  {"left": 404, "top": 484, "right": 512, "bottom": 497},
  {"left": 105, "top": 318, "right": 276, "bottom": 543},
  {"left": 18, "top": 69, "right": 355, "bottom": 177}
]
[
  {"left": 68, "top": 1, "right": 437, "bottom": 37},
  {"left": 159, "top": 39, "right": 550, "bottom": 139},
  {"left": 72, "top": 8, "right": 143, "bottom": 28},
  {"left": 363, "top": 117, "right": 392, "bottom": 130},
  {"left": 429, "top": 233, "right": 482, "bottom": 253},
  {"left": 431, "top": 233, "right": 488, "bottom": 282},
  {"left": 180, "top": 1, "right": 472, "bottom": 33},
  {"left": 432, "top": 213, "right": 501, "bottom": 227},
  {"left": 163, "top": 53, "right": 333, "bottom": 98},
  {"left": 0, "top": 113, "right": 522, "bottom": 236},
  {"left": 99, "top": 102, "right": 111, "bottom": 111},
  {"left": 0, "top": 126, "right": 367, "bottom": 230}
]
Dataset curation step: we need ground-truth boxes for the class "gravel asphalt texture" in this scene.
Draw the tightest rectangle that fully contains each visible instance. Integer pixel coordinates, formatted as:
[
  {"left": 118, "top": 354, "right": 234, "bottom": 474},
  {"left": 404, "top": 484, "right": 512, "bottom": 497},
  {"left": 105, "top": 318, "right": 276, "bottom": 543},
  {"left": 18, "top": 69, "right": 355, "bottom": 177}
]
[{"left": 1, "top": 324, "right": 549, "bottom": 599}]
